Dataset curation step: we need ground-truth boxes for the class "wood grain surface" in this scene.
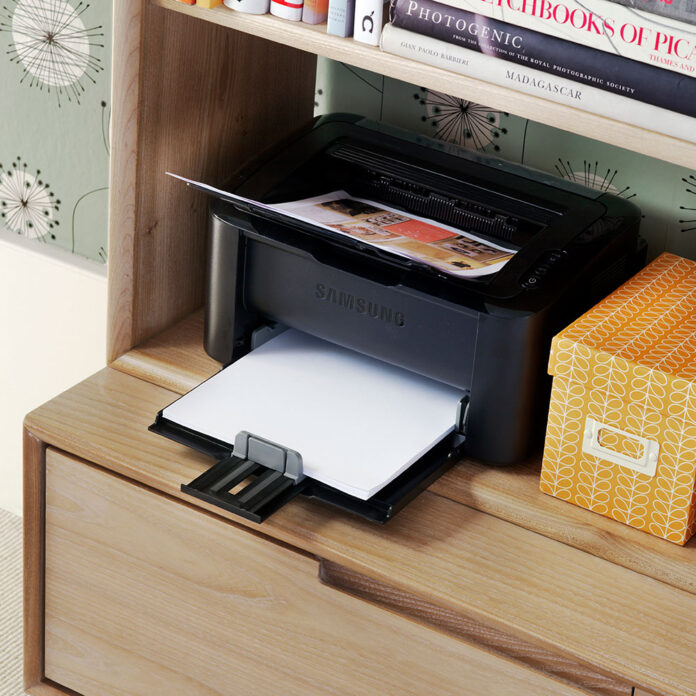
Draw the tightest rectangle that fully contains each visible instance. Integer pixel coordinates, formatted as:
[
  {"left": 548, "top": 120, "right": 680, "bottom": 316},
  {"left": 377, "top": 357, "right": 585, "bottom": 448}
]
[
  {"left": 44, "top": 449, "right": 594, "bottom": 696},
  {"left": 320, "top": 560, "right": 633, "bottom": 696},
  {"left": 111, "top": 312, "right": 696, "bottom": 598},
  {"left": 108, "top": 0, "right": 316, "bottom": 361},
  {"left": 107, "top": 0, "right": 142, "bottom": 364},
  {"left": 111, "top": 309, "right": 219, "bottom": 392},
  {"left": 23, "top": 429, "right": 45, "bottom": 692},
  {"left": 153, "top": 0, "right": 696, "bottom": 169},
  {"left": 25, "top": 367, "right": 696, "bottom": 696},
  {"left": 430, "top": 458, "right": 696, "bottom": 594}
]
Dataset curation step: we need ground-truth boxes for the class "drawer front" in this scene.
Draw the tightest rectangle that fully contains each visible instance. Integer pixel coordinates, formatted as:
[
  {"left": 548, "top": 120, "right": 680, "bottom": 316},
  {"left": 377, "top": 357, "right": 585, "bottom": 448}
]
[{"left": 44, "top": 448, "right": 590, "bottom": 696}]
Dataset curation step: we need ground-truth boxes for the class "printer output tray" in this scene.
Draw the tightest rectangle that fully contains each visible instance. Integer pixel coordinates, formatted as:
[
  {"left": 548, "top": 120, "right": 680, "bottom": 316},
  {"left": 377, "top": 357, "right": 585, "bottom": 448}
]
[
  {"left": 149, "top": 329, "right": 467, "bottom": 523},
  {"left": 150, "top": 415, "right": 462, "bottom": 523}
]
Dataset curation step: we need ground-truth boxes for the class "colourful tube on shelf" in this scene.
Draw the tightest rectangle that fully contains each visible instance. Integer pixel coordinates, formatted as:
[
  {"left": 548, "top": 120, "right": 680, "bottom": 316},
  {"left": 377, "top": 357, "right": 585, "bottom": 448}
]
[
  {"left": 223, "top": 0, "right": 270, "bottom": 13},
  {"left": 302, "top": 0, "right": 329, "bottom": 23},
  {"left": 270, "top": 0, "right": 304, "bottom": 20}
]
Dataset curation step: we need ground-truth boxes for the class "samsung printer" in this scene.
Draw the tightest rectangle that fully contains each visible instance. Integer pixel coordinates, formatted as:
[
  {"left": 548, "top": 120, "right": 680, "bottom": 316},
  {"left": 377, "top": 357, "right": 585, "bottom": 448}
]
[{"left": 151, "top": 114, "right": 644, "bottom": 523}]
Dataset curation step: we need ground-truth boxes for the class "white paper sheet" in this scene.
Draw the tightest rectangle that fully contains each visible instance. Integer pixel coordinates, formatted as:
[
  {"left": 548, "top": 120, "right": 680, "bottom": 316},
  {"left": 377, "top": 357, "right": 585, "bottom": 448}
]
[
  {"left": 166, "top": 173, "right": 515, "bottom": 278},
  {"left": 162, "top": 330, "right": 464, "bottom": 500}
]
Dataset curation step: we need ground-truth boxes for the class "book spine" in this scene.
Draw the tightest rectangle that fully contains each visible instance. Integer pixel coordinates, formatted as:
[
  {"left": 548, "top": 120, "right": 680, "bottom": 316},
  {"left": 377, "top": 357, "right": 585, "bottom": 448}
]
[
  {"left": 354, "top": 0, "right": 385, "bottom": 43},
  {"left": 597, "top": 0, "right": 696, "bottom": 26},
  {"left": 390, "top": 0, "right": 696, "bottom": 117},
  {"left": 328, "top": 0, "right": 357, "bottom": 34},
  {"left": 303, "top": 0, "right": 330, "bottom": 23},
  {"left": 380, "top": 24, "right": 696, "bottom": 142},
  {"left": 407, "top": 0, "right": 696, "bottom": 77}
]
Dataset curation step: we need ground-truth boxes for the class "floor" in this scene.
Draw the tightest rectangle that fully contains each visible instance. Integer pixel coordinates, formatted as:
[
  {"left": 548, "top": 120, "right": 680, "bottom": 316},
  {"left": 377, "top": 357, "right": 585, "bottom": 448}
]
[{"left": 0, "top": 508, "right": 24, "bottom": 696}]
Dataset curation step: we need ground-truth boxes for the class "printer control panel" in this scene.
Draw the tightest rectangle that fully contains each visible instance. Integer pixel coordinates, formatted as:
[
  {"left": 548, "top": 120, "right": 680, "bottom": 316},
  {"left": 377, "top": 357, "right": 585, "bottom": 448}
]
[{"left": 521, "top": 249, "right": 568, "bottom": 289}]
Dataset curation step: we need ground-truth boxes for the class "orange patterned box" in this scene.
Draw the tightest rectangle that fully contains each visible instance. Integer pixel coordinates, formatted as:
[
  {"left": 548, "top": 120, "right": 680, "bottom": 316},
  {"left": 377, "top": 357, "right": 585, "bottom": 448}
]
[{"left": 540, "top": 253, "right": 696, "bottom": 545}]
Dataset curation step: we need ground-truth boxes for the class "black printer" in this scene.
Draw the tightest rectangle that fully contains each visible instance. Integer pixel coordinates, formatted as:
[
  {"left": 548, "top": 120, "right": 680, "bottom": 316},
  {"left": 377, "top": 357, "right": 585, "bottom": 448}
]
[{"left": 152, "top": 114, "right": 644, "bottom": 523}]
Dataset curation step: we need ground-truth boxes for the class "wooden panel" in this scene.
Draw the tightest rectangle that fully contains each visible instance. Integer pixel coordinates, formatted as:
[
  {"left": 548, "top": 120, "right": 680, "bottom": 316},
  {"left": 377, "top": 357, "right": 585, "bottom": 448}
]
[
  {"left": 24, "top": 429, "right": 45, "bottom": 691},
  {"left": 320, "top": 560, "right": 632, "bottom": 696},
  {"left": 430, "top": 459, "right": 696, "bottom": 594},
  {"left": 110, "top": 311, "right": 696, "bottom": 599},
  {"left": 24, "top": 431, "right": 84, "bottom": 696},
  {"left": 44, "top": 449, "right": 591, "bottom": 696},
  {"left": 108, "top": 0, "right": 316, "bottom": 361},
  {"left": 25, "top": 367, "right": 696, "bottom": 696},
  {"left": 153, "top": 0, "right": 696, "bottom": 170},
  {"left": 26, "top": 683, "right": 77, "bottom": 696},
  {"left": 111, "top": 309, "right": 219, "bottom": 392},
  {"left": 108, "top": 0, "right": 143, "bottom": 364}
]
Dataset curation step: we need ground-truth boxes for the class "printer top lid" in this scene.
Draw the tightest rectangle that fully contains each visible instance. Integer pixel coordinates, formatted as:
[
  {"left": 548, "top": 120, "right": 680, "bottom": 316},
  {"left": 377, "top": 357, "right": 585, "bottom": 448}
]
[{"left": 213, "top": 113, "right": 641, "bottom": 307}]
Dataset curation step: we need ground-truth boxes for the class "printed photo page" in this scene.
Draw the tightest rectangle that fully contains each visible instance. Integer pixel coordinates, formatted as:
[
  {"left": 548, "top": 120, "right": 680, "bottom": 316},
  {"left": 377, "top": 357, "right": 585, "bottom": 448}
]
[
  {"left": 274, "top": 191, "right": 515, "bottom": 277},
  {"left": 167, "top": 173, "right": 515, "bottom": 277}
]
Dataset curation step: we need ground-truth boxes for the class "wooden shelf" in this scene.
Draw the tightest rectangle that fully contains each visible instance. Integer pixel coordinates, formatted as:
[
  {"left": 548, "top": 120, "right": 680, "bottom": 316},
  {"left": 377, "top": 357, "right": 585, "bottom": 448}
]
[
  {"left": 110, "top": 310, "right": 696, "bottom": 599},
  {"left": 153, "top": 0, "right": 696, "bottom": 169},
  {"left": 24, "top": 364, "right": 696, "bottom": 696}
]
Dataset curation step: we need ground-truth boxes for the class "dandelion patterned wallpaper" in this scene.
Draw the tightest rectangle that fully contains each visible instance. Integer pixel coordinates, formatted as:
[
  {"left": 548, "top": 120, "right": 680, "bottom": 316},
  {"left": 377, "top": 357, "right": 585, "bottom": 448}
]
[
  {"left": 0, "top": 4, "right": 691, "bottom": 267},
  {"left": 315, "top": 57, "right": 696, "bottom": 264},
  {"left": 0, "top": 0, "right": 111, "bottom": 263}
]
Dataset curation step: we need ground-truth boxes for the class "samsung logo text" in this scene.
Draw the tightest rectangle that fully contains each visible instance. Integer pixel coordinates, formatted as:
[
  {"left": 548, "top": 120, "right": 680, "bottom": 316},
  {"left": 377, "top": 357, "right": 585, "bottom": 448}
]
[{"left": 315, "top": 284, "right": 405, "bottom": 327}]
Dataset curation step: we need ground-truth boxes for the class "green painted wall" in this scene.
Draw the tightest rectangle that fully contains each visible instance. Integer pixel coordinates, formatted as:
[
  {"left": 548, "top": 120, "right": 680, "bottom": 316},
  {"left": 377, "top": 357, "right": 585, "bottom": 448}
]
[
  {"left": 0, "top": 0, "right": 112, "bottom": 263},
  {"left": 315, "top": 57, "right": 696, "bottom": 263},
  {"left": 1, "top": 4, "right": 693, "bottom": 266}
]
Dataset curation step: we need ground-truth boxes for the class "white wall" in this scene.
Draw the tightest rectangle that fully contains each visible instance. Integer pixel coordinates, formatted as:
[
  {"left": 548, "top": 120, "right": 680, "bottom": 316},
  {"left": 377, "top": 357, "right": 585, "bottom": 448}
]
[{"left": 0, "top": 231, "right": 107, "bottom": 515}]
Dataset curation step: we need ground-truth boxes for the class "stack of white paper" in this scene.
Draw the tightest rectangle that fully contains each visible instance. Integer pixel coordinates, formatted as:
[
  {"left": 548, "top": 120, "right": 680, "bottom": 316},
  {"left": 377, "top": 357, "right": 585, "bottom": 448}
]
[{"left": 162, "top": 330, "right": 463, "bottom": 500}]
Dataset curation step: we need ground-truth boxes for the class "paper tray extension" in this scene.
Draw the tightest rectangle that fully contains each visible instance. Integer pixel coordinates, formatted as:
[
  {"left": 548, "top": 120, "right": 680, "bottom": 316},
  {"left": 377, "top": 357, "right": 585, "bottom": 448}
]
[{"left": 150, "top": 413, "right": 463, "bottom": 523}]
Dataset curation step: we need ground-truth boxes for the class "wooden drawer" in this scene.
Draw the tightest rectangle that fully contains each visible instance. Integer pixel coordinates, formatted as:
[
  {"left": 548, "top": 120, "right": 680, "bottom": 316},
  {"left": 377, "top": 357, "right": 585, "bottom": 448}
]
[{"left": 43, "top": 448, "right": 592, "bottom": 696}]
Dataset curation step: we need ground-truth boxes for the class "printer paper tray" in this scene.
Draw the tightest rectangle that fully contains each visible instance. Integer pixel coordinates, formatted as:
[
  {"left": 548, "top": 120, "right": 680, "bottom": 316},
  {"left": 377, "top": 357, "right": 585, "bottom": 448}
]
[
  {"left": 149, "top": 329, "right": 467, "bottom": 523},
  {"left": 150, "top": 413, "right": 462, "bottom": 523}
]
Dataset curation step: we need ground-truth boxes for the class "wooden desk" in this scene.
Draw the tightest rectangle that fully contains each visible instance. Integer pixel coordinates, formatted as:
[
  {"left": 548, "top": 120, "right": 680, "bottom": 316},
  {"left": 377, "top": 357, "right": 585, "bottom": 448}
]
[{"left": 24, "top": 314, "right": 696, "bottom": 696}]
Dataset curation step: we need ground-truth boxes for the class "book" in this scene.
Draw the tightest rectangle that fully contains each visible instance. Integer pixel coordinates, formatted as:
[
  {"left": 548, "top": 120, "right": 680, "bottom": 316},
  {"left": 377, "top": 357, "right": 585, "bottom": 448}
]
[
  {"left": 390, "top": 0, "right": 696, "bottom": 117},
  {"left": 328, "top": 0, "right": 357, "bottom": 34},
  {"left": 303, "top": 0, "right": 330, "bottom": 23},
  {"left": 380, "top": 24, "right": 696, "bottom": 142},
  {"left": 354, "top": 0, "right": 386, "bottom": 43},
  {"left": 592, "top": 0, "right": 696, "bottom": 26},
  {"left": 409, "top": 0, "right": 696, "bottom": 77}
]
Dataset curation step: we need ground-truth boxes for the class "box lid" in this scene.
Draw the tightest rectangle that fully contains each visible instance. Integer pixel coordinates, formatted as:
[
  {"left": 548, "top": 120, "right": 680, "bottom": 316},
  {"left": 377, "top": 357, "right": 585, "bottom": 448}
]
[{"left": 549, "top": 253, "right": 696, "bottom": 406}]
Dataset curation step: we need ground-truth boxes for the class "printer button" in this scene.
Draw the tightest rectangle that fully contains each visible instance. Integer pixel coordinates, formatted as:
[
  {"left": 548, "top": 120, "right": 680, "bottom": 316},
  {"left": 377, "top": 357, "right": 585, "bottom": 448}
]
[
  {"left": 522, "top": 250, "right": 568, "bottom": 288},
  {"left": 522, "top": 275, "right": 541, "bottom": 289}
]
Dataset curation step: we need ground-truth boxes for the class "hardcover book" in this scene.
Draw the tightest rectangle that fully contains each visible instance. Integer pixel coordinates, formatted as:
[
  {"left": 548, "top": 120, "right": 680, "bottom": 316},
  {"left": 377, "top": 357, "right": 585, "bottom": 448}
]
[
  {"left": 389, "top": 0, "right": 696, "bottom": 117},
  {"left": 409, "top": 0, "right": 696, "bottom": 76},
  {"left": 380, "top": 24, "right": 696, "bottom": 142},
  {"left": 597, "top": 0, "right": 696, "bottom": 25}
]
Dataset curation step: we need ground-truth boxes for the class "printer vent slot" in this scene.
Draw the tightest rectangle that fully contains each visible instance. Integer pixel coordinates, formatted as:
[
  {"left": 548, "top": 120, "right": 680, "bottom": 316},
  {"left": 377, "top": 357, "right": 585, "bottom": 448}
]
[
  {"left": 362, "top": 178, "right": 518, "bottom": 243},
  {"left": 329, "top": 143, "right": 524, "bottom": 244}
]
